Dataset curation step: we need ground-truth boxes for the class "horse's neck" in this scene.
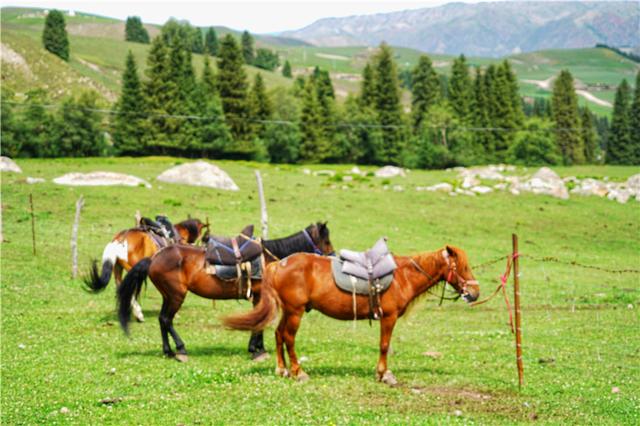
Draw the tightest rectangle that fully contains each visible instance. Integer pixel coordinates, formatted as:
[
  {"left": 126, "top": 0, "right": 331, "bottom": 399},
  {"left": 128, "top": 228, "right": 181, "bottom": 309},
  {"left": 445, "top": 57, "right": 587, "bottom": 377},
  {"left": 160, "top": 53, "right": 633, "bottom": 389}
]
[
  {"left": 401, "top": 251, "right": 446, "bottom": 299},
  {"left": 263, "top": 231, "right": 307, "bottom": 258}
]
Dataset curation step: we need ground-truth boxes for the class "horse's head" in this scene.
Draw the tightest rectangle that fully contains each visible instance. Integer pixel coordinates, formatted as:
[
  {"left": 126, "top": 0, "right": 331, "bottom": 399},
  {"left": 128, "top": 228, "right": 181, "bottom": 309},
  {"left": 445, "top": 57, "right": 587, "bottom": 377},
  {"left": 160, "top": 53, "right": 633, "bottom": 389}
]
[
  {"left": 176, "top": 218, "right": 208, "bottom": 244},
  {"left": 308, "top": 222, "right": 335, "bottom": 256},
  {"left": 441, "top": 246, "right": 480, "bottom": 303}
]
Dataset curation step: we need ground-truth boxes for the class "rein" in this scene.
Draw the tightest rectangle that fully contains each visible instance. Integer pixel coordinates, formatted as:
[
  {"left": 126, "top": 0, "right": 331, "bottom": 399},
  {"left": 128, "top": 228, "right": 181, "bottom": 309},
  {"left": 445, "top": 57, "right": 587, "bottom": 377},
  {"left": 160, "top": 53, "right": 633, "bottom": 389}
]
[
  {"left": 302, "top": 228, "right": 323, "bottom": 255},
  {"left": 409, "top": 258, "right": 459, "bottom": 303}
]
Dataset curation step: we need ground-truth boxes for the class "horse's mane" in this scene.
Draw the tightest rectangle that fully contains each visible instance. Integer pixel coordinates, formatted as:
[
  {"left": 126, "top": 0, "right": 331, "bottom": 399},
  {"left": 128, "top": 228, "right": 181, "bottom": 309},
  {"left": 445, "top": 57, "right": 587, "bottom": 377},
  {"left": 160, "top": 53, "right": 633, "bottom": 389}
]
[{"left": 262, "top": 223, "right": 321, "bottom": 259}]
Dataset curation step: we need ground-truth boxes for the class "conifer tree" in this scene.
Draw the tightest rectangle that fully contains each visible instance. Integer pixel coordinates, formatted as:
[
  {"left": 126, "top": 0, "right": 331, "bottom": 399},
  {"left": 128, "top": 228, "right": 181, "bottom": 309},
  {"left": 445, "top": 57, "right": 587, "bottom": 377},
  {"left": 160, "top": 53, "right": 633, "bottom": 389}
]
[
  {"left": 411, "top": 55, "right": 441, "bottom": 130},
  {"left": 580, "top": 107, "right": 599, "bottom": 163},
  {"left": 241, "top": 30, "right": 255, "bottom": 64},
  {"left": 359, "top": 63, "right": 376, "bottom": 109},
  {"left": 112, "top": 51, "right": 147, "bottom": 155},
  {"left": 125, "top": 16, "right": 150, "bottom": 44},
  {"left": 310, "top": 67, "right": 336, "bottom": 149},
  {"left": 205, "top": 27, "right": 219, "bottom": 56},
  {"left": 372, "top": 43, "right": 405, "bottom": 165},
  {"left": 551, "top": 70, "right": 584, "bottom": 164},
  {"left": 52, "top": 92, "right": 105, "bottom": 157},
  {"left": 490, "top": 61, "right": 523, "bottom": 159},
  {"left": 218, "top": 34, "right": 252, "bottom": 144},
  {"left": 250, "top": 73, "right": 272, "bottom": 137},
  {"left": 299, "top": 78, "right": 329, "bottom": 162},
  {"left": 42, "top": 10, "right": 69, "bottom": 61},
  {"left": 264, "top": 87, "right": 301, "bottom": 163},
  {"left": 282, "top": 60, "right": 292, "bottom": 78},
  {"left": 0, "top": 90, "right": 21, "bottom": 157},
  {"left": 472, "top": 66, "right": 492, "bottom": 159},
  {"left": 607, "top": 79, "right": 632, "bottom": 164},
  {"left": 448, "top": 54, "right": 472, "bottom": 122},
  {"left": 630, "top": 71, "right": 640, "bottom": 164},
  {"left": 143, "top": 36, "right": 171, "bottom": 152},
  {"left": 195, "top": 55, "right": 231, "bottom": 156},
  {"left": 501, "top": 60, "right": 524, "bottom": 126}
]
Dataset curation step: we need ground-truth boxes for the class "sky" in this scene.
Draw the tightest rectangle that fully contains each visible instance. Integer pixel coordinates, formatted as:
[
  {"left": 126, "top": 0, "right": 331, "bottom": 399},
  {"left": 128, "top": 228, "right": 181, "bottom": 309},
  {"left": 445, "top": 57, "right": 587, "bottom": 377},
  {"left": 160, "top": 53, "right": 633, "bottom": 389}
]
[{"left": 2, "top": 0, "right": 478, "bottom": 33}]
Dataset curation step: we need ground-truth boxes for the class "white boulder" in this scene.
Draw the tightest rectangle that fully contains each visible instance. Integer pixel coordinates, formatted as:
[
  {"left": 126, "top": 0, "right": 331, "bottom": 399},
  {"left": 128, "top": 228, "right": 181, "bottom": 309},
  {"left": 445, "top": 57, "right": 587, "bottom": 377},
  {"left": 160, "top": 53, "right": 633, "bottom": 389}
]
[
  {"left": 416, "top": 183, "right": 453, "bottom": 192},
  {"left": 512, "top": 167, "right": 569, "bottom": 199},
  {"left": 472, "top": 186, "right": 493, "bottom": 194},
  {"left": 375, "top": 166, "right": 406, "bottom": 178},
  {"left": 157, "top": 161, "right": 238, "bottom": 190},
  {"left": 26, "top": 177, "right": 45, "bottom": 184},
  {"left": 0, "top": 156, "right": 21, "bottom": 173},
  {"left": 54, "top": 171, "right": 151, "bottom": 188}
]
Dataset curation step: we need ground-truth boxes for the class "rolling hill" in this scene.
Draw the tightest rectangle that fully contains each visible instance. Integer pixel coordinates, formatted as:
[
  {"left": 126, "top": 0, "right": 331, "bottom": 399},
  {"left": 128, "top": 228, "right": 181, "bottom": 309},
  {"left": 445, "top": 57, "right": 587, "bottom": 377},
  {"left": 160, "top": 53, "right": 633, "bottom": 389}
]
[{"left": 1, "top": 6, "right": 638, "bottom": 117}]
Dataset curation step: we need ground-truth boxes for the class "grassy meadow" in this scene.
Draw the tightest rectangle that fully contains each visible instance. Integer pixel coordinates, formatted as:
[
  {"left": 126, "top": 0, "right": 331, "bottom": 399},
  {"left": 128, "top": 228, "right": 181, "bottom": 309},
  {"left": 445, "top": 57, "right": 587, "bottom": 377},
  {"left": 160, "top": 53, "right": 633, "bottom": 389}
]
[{"left": 1, "top": 157, "right": 639, "bottom": 425}]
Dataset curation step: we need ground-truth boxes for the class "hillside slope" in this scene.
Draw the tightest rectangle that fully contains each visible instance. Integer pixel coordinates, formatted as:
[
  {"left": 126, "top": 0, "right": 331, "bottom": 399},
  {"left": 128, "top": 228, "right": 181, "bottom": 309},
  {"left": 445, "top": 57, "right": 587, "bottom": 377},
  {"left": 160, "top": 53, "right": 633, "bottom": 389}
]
[{"left": 282, "top": 2, "right": 640, "bottom": 57}]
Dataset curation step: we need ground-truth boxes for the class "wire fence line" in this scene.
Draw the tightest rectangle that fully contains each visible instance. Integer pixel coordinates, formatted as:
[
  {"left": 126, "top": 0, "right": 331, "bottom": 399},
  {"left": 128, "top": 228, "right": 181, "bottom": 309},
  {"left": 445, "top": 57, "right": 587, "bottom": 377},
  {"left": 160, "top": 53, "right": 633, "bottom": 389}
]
[
  {"left": 472, "top": 254, "right": 640, "bottom": 274},
  {"left": 1, "top": 100, "right": 588, "bottom": 133}
]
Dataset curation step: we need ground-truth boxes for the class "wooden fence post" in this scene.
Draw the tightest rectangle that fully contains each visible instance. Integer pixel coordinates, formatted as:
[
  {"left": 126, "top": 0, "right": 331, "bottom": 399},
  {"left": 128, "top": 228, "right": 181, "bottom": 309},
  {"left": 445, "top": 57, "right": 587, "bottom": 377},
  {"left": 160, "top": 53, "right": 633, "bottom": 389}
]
[
  {"left": 512, "top": 233, "right": 524, "bottom": 389},
  {"left": 135, "top": 210, "right": 141, "bottom": 227},
  {"left": 29, "top": 193, "right": 36, "bottom": 255},
  {"left": 255, "top": 170, "right": 268, "bottom": 239},
  {"left": 71, "top": 195, "right": 85, "bottom": 279}
]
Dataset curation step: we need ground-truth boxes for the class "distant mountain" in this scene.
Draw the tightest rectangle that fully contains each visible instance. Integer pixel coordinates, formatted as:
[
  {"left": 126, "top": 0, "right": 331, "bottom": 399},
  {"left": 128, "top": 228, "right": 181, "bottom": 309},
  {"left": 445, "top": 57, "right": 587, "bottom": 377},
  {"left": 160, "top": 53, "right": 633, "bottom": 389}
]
[{"left": 282, "top": 1, "right": 640, "bottom": 57}]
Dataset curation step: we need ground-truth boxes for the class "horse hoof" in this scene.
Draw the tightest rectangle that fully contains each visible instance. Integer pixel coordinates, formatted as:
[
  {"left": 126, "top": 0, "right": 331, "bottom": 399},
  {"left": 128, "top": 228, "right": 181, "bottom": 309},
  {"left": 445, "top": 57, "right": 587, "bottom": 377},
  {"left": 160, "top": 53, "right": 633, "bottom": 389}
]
[
  {"left": 275, "top": 367, "right": 289, "bottom": 377},
  {"left": 135, "top": 316, "right": 145, "bottom": 323},
  {"left": 380, "top": 370, "right": 398, "bottom": 386},
  {"left": 175, "top": 353, "right": 188, "bottom": 363},
  {"left": 252, "top": 352, "right": 270, "bottom": 362},
  {"left": 296, "top": 371, "right": 310, "bottom": 383}
]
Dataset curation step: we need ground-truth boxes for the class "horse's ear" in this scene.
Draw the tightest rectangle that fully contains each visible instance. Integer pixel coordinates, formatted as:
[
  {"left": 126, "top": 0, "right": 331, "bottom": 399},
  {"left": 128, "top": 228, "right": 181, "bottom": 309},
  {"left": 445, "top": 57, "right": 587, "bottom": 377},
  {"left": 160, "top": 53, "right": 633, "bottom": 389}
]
[{"left": 446, "top": 245, "right": 457, "bottom": 258}]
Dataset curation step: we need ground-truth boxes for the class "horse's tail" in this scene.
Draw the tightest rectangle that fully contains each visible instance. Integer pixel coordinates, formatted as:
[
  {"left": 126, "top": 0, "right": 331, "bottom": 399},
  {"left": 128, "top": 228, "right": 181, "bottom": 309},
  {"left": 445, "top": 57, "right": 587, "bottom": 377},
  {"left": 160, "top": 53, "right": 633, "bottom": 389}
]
[
  {"left": 83, "top": 240, "right": 128, "bottom": 293},
  {"left": 222, "top": 262, "right": 281, "bottom": 332},
  {"left": 116, "top": 257, "right": 151, "bottom": 335}
]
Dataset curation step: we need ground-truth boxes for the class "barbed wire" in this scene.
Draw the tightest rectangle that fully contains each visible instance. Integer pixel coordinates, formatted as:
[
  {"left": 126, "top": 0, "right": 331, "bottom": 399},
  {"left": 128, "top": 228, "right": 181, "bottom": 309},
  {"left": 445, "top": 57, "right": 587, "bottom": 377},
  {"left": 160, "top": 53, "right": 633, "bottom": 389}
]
[
  {"left": 472, "top": 253, "right": 640, "bottom": 274},
  {"left": 1, "top": 100, "right": 588, "bottom": 133}
]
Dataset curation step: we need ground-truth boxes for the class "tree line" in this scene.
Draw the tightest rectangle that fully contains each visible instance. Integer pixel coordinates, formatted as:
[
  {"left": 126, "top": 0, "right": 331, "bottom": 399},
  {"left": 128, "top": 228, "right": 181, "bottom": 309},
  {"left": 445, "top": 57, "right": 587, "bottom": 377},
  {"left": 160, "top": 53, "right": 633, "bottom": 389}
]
[{"left": 3, "top": 12, "right": 639, "bottom": 166}]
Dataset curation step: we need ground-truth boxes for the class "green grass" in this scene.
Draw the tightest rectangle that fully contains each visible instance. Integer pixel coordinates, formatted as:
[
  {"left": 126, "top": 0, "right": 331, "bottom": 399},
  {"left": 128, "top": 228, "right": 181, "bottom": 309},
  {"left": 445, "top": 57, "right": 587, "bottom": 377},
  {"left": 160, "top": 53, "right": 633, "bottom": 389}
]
[{"left": 1, "top": 157, "right": 639, "bottom": 424}]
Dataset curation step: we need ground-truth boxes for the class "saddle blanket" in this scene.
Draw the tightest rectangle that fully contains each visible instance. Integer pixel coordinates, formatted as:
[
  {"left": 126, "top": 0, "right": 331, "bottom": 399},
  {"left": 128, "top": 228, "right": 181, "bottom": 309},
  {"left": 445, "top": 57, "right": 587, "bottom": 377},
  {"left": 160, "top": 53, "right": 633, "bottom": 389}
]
[
  {"left": 205, "top": 225, "right": 262, "bottom": 265},
  {"left": 206, "top": 257, "right": 263, "bottom": 281},
  {"left": 331, "top": 258, "right": 393, "bottom": 295}
]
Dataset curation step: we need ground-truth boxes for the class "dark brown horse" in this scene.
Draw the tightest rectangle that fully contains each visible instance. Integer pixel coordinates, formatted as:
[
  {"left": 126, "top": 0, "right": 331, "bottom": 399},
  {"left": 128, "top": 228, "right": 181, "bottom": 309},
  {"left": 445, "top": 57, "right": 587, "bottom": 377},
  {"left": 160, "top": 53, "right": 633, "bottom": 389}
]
[
  {"left": 84, "top": 218, "right": 207, "bottom": 322},
  {"left": 116, "top": 223, "right": 334, "bottom": 361},
  {"left": 223, "top": 246, "right": 480, "bottom": 384}
]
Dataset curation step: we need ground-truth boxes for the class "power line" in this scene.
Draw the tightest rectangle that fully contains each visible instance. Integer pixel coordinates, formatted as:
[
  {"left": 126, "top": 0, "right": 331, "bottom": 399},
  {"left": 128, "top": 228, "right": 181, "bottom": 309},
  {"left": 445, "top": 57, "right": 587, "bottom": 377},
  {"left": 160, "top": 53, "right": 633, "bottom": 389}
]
[{"left": 1, "top": 100, "right": 588, "bottom": 133}]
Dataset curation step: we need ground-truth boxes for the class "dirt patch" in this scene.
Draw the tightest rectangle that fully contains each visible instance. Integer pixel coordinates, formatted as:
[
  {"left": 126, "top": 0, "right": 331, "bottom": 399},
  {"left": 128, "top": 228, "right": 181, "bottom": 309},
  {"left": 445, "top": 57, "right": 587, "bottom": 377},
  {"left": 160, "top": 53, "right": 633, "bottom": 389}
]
[
  {"left": 315, "top": 53, "right": 350, "bottom": 61},
  {"left": 1, "top": 43, "right": 32, "bottom": 78}
]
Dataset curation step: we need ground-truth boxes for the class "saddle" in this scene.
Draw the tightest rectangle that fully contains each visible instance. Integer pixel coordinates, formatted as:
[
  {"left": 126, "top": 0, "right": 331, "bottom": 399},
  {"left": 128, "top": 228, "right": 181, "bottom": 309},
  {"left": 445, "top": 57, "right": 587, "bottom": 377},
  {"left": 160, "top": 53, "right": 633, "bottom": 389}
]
[
  {"left": 140, "top": 215, "right": 179, "bottom": 246},
  {"left": 204, "top": 225, "right": 262, "bottom": 266},
  {"left": 335, "top": 238, "right": 397, "bottom": 321},
  {"left": 204, "top": 225, "right": 263, "bottom": 299}
]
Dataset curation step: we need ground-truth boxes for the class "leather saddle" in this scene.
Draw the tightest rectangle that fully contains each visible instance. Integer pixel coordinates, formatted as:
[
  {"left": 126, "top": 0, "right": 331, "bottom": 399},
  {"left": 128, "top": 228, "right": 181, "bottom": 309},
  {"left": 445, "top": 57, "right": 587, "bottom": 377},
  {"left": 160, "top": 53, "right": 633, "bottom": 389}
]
[
  {"left": 205, "top": 225, "right": 262, "bottom": 266},
  {"left": 340, "top": 238, "right": 397, "bottom": 280},
  {"left": 140, "top": 215, "right": 179, "bottom": 245},
  {"left": 336, "top": 238, "right": 397, "bottom": 321}
]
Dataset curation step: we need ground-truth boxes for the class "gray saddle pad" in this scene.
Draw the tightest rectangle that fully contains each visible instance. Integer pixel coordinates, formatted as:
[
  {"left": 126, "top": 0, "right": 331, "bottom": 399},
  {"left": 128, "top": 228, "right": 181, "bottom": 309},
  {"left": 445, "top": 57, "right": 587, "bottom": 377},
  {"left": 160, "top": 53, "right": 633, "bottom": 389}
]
[
  {"left": 331, "top": 258, "right": 394, "bottom": 295},
  {"left": 340, "top": 238, "right": 397, "bottom": 280},
  {"left": 212, "top": 257, "right": 263, "bottom": 281}
]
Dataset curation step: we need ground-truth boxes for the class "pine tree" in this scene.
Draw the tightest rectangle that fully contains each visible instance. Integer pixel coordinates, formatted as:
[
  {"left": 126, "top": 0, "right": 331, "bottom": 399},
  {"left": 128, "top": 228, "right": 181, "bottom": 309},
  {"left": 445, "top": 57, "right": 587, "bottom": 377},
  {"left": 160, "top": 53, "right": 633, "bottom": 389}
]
[
  {"left": 448, "top": 54, "right": 472, "bottom": 122},
  {"left": 195, "top": 55, "right": 231, "bottom": 156},
  {"left": 551, "top": 70, "right": 584, "bottom": 165},
  {"left": 125, "top": 16, "right": 150, "bottom": 44},
  {"left": 143, "top": 36, "right": 171, "bottom": 152},
  {"left": 250, "top": 73, "right": 272, "bottom": 138},
  {"left": 372, "top": 43, "right": 406, "bottom": 165},
  {"left": 630, "top": 71, "right": 640, "bottom": 164},
  {"left": 218, "top": 34, "right": 252, "bottom": 145},
  {"left": 472, "top": 67, "right": 492, "bottom": 159},
  {"left": 411, "top": 55, "right": 440, "bottom": 130},
  {"left": 310, "top": 67, "right": 336, "bottom": 150},
  {"left": 112, "top": 51, "right": 147, "bottom": 155},
  {"left": 299, "top": 78, "right": 329, "bottom": 162},
  {"left": 607, "top": 79, "right": 632, "bottom": 164},
  {"left": 42, "top": 10, "right": 69, "bottom": 61},
  {"left": 282, "top": 60, "right": 292, "bottom": 78},
  {"left": 0, "top": 90, "right": 21, "bottom": 158},
  {"left": 490, "top": 61, "right": 523, "bottom": 160},
  {"left": 501, "top": 60, "right": 524, "bottom": 126},
  {"left": 241, "top": 30, "right": 255, "bottom": 65},
  {"left": 338, "top": 96, "right": 383, "bottom": 164},
  {"left": 264, "top": 87, "right": 301, "bottom": 163},
  {"left": 205, "top": 27, "right": 219, "bottom": 56},
  {"left": 359, "top": 63, "right": 376, "bottom": 109},
  {"left": 580, "top": 107, "right": 599, "bottom": 163}
]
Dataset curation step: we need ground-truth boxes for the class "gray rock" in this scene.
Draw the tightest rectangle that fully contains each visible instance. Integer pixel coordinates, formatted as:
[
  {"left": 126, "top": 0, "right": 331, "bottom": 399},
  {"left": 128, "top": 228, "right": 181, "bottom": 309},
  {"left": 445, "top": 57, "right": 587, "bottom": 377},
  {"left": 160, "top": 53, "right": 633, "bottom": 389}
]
[
  {"left": 417, "top": 183, "right": 453, "bottom": 192},
  {"left": 26, "top": 177, "right": 45, "bottom": 184},
  {"left": 157, "top": 161, "right": 238, "bottom": 191},
  {"left": 375, "top": 166, "right": 406, "bottom": 178},
  {"left": 54, "top": 172, "right": 151, "bottom": 188},
  {"left": 471, "top": 185, "right": 493, "bottom": 194},
  {"left": 0, "top": 156, "right": 21, "bottom": 173}
]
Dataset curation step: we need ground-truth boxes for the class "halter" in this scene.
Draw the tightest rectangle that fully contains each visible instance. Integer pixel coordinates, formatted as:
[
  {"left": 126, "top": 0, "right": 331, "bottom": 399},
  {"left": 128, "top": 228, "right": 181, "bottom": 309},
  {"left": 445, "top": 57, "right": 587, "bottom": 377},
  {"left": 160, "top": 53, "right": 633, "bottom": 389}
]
[
  {"left": 302, "top": 228, "right": 324, "bottom": 255},
  {"left": 441, "top": 250, "right": 479, "bottom": 295}
]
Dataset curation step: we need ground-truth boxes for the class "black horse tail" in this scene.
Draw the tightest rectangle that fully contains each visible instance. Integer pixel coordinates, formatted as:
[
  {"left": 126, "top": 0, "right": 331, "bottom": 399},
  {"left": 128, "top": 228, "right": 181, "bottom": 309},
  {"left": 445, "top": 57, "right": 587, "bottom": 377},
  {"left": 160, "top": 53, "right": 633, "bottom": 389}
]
[
  {"left": 83, "top": 259, "right": 113, "bottom": 293},
  {"left": 117, "top": 257, "right": 151, "bottom": 335},
  {"left": 222, "top": 262, "right": 281, "bottom": 332}
]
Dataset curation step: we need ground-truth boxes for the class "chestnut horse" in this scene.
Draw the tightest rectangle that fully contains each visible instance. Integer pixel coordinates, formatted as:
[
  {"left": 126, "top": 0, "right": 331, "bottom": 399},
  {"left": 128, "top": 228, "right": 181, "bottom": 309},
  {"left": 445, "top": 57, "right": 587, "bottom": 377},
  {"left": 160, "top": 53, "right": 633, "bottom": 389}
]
[
  {"left": 84, "top": 218, "right": 207, "bottom": 322},
  {"left": 116, "top": 223, "right": 334, "bottom": 361},
  {"left": 223, "top": 245, "right": 480, "bottom": 384}
]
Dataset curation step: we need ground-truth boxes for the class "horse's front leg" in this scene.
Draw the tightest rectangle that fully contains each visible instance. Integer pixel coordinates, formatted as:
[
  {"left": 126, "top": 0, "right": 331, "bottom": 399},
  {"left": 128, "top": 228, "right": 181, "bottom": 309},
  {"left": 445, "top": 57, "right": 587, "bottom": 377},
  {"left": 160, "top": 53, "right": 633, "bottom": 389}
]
[
  {"left": 377, "top": 314, "right": 398, "bottom": 385},
  {"left": 248, "top": 292, "right": 268, "bottom": 361}
]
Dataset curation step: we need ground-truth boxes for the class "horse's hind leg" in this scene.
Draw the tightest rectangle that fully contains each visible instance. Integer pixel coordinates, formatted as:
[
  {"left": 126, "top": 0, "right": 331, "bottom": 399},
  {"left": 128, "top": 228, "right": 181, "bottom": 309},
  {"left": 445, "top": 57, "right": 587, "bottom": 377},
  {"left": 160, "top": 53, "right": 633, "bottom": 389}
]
[
  {"left": 282, "top": 309, "right": 307, "bottom": 381},
  {"left": 165, "top": 293, "right": 188, "bottom": 362},
  {"left": 159, "top": 299, "right": 174, "bottom": 358},
  {"left": 248, "top": 293, "right": 268, "bottom": 361},
  {"left": 376, "top": 314, "right": 398, "bottom": 386},
  {"left": 274, "top": 316, "right": 288, "bottom": 377}
]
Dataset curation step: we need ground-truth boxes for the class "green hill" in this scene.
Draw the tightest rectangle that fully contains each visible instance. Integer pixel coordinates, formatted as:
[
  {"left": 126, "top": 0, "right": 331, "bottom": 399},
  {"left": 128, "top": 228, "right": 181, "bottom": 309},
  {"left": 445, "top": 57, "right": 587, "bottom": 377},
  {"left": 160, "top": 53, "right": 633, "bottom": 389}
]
[{"left": 2, "top": 7, "right": 637, "bottom": 116}]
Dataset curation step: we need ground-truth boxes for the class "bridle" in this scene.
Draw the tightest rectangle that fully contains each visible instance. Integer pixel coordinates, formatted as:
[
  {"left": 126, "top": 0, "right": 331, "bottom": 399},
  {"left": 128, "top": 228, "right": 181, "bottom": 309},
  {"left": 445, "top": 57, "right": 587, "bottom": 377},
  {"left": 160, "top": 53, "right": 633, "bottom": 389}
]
[
  {"left": 302, "top": 227, "right": 335, "bottom": 256},
  {"left": 410, "top": 250, "right": 479, "bottom": 301}
]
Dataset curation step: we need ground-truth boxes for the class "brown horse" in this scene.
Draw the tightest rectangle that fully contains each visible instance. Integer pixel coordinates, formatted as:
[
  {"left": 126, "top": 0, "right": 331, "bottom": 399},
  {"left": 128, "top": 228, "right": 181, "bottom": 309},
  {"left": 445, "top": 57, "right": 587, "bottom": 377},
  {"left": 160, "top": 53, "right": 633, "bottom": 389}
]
[
  {"left": 84, "top": 218, "right": 207, "bottom": 321},
  {"left": 223, "top": 245, "right": 480, "bottom": 384},
  {"left": 116, "top": 223, "right": 334, "bottom": 361}
]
